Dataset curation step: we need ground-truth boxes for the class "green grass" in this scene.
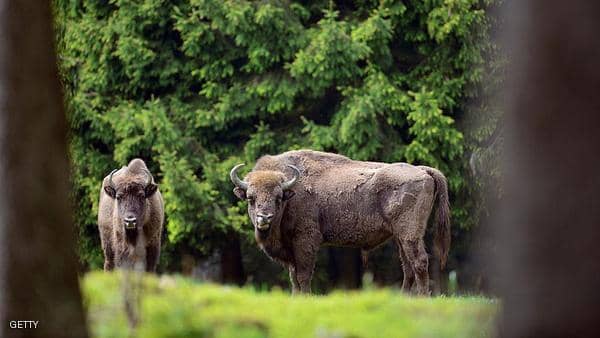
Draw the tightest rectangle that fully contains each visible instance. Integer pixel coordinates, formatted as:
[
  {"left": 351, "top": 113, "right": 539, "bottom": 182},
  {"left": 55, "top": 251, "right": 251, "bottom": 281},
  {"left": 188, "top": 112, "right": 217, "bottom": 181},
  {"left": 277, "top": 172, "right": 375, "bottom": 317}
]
[{"left": 82, "top": 271, "right": 498, "bottom": 338}]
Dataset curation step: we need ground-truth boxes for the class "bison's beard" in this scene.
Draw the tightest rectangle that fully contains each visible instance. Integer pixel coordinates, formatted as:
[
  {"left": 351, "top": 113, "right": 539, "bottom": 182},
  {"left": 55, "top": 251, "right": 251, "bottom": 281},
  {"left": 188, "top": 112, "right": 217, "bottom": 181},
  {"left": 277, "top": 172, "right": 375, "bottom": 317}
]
[
  {"left": 125, "top": 227, "right": 138, "bottom": 245},
  {"left": 255, "top": 225, "right": 271, "bottom": 240}
]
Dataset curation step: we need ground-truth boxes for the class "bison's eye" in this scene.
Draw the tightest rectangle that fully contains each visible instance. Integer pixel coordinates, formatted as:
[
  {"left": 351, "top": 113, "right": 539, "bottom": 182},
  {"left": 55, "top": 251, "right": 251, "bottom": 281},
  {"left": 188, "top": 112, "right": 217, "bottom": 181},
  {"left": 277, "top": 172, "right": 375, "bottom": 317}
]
[
  {"left": 116, "top": 195, "right": 123, "bottom": 201},
  {"left": 275, "top": 196, "right": 282, "bottom": 206},
  {"left": 247, "top": 196, "right": 255, "bottom": 205}
]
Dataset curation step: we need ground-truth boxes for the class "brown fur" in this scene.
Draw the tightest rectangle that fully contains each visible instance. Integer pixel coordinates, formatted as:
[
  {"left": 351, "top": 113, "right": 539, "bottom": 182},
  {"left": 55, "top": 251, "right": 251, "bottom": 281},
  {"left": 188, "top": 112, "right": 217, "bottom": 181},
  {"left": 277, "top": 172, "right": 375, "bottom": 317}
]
[
  {"left": 246, "top": 171, "right": 287, "bottom": 188},
  {"left": 98, "top": 159, "right": 164, "bottom": 272},
  {"left": 233, "top": 150, "right": 451, "bottom": 294}
]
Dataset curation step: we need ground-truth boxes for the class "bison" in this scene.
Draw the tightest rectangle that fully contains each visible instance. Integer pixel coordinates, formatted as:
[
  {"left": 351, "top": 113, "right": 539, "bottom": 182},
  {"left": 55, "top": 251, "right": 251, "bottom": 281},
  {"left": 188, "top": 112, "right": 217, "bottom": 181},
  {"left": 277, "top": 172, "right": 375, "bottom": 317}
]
[
  {"left": 98, "top": 159, "right": 164, "bottom": 272},
  {"left": 230, "top": 150, "right": 450, "bottom": 294}
]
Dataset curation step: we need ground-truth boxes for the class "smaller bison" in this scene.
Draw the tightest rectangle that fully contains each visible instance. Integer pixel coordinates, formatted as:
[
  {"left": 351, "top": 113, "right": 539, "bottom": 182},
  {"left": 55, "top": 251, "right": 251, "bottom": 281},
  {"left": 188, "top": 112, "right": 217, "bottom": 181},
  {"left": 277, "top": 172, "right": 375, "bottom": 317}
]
[{"left": 98, "top": 159, "right": 164, "bottom": 272}]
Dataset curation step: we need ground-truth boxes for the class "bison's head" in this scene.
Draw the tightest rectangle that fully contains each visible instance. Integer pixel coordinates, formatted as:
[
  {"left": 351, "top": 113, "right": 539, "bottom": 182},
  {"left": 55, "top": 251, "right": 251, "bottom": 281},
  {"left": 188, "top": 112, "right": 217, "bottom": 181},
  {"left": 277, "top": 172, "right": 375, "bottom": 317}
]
[
  {"left": 230, "top": 164, "right": 299, "bottom": 237},
  {"left": 104, "top": 168, "right": 158, "bottom": 230}
]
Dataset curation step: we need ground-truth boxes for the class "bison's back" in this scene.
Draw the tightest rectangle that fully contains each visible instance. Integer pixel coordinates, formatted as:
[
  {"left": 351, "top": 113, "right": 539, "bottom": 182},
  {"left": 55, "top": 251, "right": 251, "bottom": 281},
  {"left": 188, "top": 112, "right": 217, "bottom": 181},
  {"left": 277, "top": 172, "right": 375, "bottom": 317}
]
[{"left": 257, "top": 149, "right": 430, "bottom": 188}]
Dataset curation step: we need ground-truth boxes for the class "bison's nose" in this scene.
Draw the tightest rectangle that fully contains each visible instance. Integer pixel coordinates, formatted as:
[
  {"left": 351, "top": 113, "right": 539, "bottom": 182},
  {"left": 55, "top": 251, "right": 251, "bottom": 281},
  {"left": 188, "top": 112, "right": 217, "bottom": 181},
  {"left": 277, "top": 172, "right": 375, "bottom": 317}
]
[
  {"left": 257, "top": 213, "right": 273, "bottom": 222},
  {"left": 256, "top": 213, "right": 273, "bottom": 229},
  {"left": 124, "top": 217, "right": 137, "bottom": 229}
]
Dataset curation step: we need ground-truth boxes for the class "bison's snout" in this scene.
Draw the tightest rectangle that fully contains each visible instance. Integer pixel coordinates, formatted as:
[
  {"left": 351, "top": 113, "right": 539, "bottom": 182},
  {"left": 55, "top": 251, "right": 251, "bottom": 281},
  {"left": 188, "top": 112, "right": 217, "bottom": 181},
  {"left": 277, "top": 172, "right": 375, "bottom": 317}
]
[
  {"left": 256, "top": 213, "right": 273, "bottom": 230},
  {"left": 124, "top": 216, "right": 137, "bottom": 229}
]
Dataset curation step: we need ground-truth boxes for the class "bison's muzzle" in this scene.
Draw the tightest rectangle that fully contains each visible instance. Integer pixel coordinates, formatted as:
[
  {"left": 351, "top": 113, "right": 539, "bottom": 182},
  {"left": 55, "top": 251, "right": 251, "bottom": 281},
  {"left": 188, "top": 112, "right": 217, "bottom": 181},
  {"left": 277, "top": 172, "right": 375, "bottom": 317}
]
[
  {"left": 256, "top": 215, "right": 272, "bottom": 240},
  {"left": 124, "top": 216, "right": 137, "bottom": 229},
  {"left": 256, "top": 213, "right": 273, "bottom": 230}
]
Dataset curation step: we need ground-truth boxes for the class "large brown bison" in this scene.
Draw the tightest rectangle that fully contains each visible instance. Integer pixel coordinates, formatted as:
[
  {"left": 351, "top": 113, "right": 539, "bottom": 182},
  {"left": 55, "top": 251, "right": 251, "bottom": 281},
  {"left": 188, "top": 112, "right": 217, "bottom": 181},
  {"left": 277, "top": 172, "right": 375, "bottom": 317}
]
[
  {"left": 230, "top": 150, "right": 450, "bottom": 294},
  {"left": 98, "top": 159, "right": 164, "bottom": 272}
]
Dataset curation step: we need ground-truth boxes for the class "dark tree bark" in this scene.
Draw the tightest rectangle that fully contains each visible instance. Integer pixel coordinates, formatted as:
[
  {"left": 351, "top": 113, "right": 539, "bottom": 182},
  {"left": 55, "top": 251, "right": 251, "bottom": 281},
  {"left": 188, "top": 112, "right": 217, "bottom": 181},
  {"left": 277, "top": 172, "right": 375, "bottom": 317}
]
[
  {"left": 327, "top": 248, "right": 362, "bottom": 289},
  {"left": 367, "top": 242, "right": 402, "bottom": 287},
  {"left": 498, "top": 1, "right": 600, "bottom": 337},
  {"left": 0, "top": 1, "right": 88, "bottom": 337},
  {"left": 220, "top": 232, "right": 245, "bottom": 286}
]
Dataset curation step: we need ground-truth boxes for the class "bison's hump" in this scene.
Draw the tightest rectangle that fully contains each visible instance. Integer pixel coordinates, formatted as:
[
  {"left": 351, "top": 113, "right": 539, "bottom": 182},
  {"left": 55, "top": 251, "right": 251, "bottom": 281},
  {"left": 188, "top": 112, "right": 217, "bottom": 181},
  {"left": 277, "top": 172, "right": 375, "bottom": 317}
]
[{"left": 127, "top": 158, "right": 149, "bottom": 173}]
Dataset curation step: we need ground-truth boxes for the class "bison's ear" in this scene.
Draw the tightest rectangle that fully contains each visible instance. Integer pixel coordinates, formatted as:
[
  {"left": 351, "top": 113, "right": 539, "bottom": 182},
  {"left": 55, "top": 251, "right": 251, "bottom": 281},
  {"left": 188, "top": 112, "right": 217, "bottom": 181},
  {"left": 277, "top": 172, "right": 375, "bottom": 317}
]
[
  {"left": 104, "top": 185, "right": 116, "bottom": 198},
  {"left": 233, "top": 187, "right": 246, "bottom": 200},
  {"left": 283, "top": 190, "right": 295, "bottom": 201},
  {"left": 145, "top": 183, "right": 158, "bottom": 198}
]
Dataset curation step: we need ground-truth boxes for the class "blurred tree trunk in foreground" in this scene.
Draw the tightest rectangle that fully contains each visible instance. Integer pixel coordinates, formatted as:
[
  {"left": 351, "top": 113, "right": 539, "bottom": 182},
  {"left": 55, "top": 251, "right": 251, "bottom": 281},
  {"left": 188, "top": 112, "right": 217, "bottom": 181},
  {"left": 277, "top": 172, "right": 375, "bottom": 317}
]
[
  {"left": 0, "top": 1, "right": 88, "bottom": 337},
  {"left": 499, "top": 1, "right": 600, "bottom": 337}
]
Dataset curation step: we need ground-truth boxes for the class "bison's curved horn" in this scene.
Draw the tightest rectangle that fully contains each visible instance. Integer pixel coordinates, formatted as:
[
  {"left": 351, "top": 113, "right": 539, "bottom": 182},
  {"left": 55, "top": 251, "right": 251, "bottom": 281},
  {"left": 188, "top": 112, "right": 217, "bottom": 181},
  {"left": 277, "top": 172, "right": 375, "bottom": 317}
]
[
  {"left": 230, "top": 164, "right": 248, "bottom": 191},
  {"left": 142, "top": 168, "right": 154, "bottom": 187},
  {"left": 281, "top": 165, "right": 300, "bottom": 190},
  {"left": 108, "top": 169, "right": 118, "bottom": 189}
]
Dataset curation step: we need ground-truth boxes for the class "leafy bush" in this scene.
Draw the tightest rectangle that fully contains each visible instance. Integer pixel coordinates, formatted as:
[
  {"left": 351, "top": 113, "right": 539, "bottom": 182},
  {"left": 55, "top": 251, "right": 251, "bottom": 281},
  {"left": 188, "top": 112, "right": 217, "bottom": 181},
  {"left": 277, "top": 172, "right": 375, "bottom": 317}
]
[{"left": 83, "top": 272, "right": 498, "bottom": 338}]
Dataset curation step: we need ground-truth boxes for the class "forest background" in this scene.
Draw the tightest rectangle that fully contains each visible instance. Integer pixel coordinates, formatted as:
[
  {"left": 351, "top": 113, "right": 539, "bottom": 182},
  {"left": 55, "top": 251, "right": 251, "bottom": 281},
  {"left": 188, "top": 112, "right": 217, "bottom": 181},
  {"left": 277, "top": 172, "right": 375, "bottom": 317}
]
[{"left": 54, "top": 0, "right": 501, "bottom": 293}]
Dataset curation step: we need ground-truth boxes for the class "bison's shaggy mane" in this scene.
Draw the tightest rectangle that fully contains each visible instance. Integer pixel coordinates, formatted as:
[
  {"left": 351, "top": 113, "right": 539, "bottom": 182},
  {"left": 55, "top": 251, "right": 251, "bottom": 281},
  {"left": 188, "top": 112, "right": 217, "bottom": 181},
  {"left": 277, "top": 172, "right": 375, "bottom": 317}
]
[{"left": 245, "top": 170, "right": 286, "bottom": 187}]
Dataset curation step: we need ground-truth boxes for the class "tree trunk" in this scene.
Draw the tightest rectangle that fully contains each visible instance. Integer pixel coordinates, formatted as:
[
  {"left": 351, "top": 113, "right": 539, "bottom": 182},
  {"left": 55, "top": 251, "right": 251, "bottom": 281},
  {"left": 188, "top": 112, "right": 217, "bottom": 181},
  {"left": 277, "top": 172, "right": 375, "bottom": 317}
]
[
  {"left": 0, "top": 1, "right": 88, "bottom": 337},
  {"left": 327, "top": 247, "right": 362, "bottom": 289},
  {"left": 498, "top": 1, "right": 600, "bottom": 337},
  {"left": 220, "top": 232, "right": 245, "bottom": 286}
]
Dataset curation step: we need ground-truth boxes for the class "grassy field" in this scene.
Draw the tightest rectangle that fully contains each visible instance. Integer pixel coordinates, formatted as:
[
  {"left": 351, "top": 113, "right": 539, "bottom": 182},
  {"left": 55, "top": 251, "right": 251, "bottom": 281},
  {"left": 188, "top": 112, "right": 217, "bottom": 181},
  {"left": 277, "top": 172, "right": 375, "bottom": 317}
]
[{"left": 83, "top": 272, "right": 498, "bottom": 338}]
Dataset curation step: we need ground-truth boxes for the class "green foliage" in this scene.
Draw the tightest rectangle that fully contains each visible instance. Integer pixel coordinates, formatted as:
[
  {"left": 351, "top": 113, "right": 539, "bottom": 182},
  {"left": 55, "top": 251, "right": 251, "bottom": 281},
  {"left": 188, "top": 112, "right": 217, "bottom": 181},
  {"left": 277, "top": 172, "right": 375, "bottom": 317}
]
[
  {"left": 55, "top": 0, "right": 496, "bottom": 275},
  {"left": 405, "top": 88, "right": 464, "bottom": 191},
  {"left": 83, "top": 271, "right": 498, "bottom": 338}
]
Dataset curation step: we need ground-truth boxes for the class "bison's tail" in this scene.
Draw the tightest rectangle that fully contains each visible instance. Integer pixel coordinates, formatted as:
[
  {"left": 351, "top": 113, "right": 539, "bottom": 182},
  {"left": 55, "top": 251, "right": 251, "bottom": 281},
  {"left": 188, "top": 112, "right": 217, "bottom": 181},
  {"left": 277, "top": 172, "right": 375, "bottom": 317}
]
[{"left": 419, "top": 166, "right": 451, "bottom": 270}]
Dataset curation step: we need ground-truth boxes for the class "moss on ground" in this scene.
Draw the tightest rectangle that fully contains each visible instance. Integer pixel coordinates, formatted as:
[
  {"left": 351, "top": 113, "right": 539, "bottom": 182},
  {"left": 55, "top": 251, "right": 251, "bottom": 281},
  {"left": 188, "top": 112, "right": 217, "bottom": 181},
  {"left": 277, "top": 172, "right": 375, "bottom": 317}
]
[{"left": 83, "top": 271, "right": 497, "bottom": 338}]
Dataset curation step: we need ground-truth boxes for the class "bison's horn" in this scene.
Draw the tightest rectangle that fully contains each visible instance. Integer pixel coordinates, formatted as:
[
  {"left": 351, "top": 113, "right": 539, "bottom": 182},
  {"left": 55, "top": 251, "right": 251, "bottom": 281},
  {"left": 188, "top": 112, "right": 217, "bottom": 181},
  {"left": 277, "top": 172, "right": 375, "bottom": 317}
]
[
  {"left": 142, "top": 168, "right": 154, "bottom": 187},
  {"left": 108, "top": 169, "right": 118, "bottom": 189},
  {"left": 281, "top": 165, "right": 300, "bottom": 190},
  {"left": 230, "top": 164, "right": 248, "bottom": 191}
]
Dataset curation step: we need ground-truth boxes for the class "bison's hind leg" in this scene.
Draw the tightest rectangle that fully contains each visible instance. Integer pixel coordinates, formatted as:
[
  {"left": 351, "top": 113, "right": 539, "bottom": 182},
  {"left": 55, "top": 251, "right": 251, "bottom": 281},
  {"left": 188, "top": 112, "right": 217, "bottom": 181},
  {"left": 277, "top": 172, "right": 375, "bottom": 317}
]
[
  {"left": 396, "top": 240, "right": 415, "bottom": 292},
  {"left": 391, "top": 179, "right": 435, "bottom": 295},
  {"left": 399, "top": 238, "right": 430, "bottom": 295}
]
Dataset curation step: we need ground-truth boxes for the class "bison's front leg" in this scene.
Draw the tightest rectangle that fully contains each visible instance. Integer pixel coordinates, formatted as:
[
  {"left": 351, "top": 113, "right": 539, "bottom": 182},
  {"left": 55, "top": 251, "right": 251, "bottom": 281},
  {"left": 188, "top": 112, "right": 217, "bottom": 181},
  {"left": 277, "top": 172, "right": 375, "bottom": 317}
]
[
  {"left": 99, "top": 229, "right": 115, "bottom": 271},
  {"left": 293, "top": 254, "right": 317, "bottom": 294},
  {"left": 145, "top": 243, "right": 160, "bottom": 272},
  {"left": 102, "top": 241, "right": 115, "bottom": 271},
  {"left": 288, "top": 265, "right": 301, "bottom": 294},
  {"left": 292, "top": 231, "right": 322, "bottom": 294},
  {"left": 103, "top": 256, "right": 115, "bottom": 271}
]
